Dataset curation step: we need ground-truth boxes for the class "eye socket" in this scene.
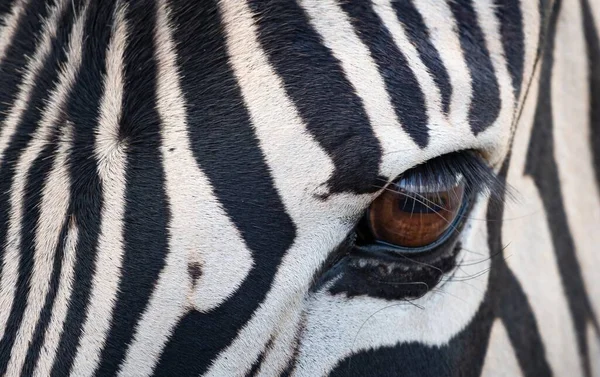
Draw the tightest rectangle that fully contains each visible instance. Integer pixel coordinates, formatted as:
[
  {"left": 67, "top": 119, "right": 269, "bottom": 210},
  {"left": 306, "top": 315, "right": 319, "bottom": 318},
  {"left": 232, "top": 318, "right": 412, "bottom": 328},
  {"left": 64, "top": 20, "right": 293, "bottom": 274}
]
[{"left": 364, "top": 177, "right": 466, "bottom": 249}]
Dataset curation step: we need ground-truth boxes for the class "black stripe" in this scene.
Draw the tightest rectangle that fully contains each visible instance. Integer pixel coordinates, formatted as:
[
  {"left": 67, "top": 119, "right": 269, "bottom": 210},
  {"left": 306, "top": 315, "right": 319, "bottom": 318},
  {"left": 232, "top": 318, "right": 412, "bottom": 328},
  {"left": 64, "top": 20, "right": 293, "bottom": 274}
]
[
  {"left": 494, "top": 0, "right": 525, "bottom": 99},
  {"left": 449, "top": 0, "right": 501, "bottom": 135},
  {"left": 21, "top": 197, "right": 70, "bottom": 375},
  {"left": 392, "top": 0, "right": 452, "bottom": 115},
  {"left": 94, "top": 0, "right": 170, "bottom": 374},
  {"left": 49, "top": 1, "right": 116, "bottom": 375},
  {"left": 0, "top": 0, "right": 49, "bottom": 295},
  {"left": 153, "top": 1, "right": 296, "bottom": 375},
  {"left": 487, "top": 158, "right": 552, "bottom": 377},
  {"left": 340, "top": 1, "right": 429, "bottom": 148},
  {"left": 0, "top": 0, "right": 17, "bottom": 27},
  {"left": 0, "top": 121, "right": 60, "bottom": 376},
  {"left": 525, "top": 1, "right": 599, "bottom": 376},
  {"left": 0, "top": 0, "right": 47, "bottom": 127},
  {"left": 247, "top": 0, "right": 384, "bottom": 194},
  {"left": 328, "top": 300, "right": 494, "bottom": 377},
  {"left": 0, "top": 0, "right": 77, "bottom": 373},
  {"left": 581, "top": 0, "right": 600, "bottom": 192}
]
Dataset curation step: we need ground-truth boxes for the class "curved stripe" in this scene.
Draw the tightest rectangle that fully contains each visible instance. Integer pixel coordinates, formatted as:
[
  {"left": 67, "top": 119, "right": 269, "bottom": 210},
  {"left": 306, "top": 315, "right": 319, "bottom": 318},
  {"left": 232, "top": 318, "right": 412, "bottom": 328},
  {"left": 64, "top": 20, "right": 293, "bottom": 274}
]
[
  {"left": 2, "top": 1, "right": 86, "bottom": 373},
  {"left": 68, "top": 4, "right": 127, "bottom": 376},
  {"left": 116, "top": 0, "right": 253, "bottom": 374},
  {"left": 31, "top": 212, "right": 78, "bottom": 376},
  {"left": 341, "top": 0, "right": 431, "bottom": 148},
  {"left": 298, "top": 0, "right": 419, "bottom": 173},
  {"left": 448, "top": 0, "right": 501, "bottom": 135},
  {"left": 0, "top": 0, "right": 28, "bottom": 64},
  {"left": 0, "top": 0, "right": 70, "bottom": 349}
]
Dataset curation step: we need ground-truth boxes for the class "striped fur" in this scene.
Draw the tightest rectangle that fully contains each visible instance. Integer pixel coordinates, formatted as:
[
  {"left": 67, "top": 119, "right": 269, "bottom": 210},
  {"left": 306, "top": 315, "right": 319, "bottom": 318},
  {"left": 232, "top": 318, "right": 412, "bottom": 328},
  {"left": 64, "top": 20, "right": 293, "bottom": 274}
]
[{"left": 0, "top": 0, "right": 598, "bottom": 376}]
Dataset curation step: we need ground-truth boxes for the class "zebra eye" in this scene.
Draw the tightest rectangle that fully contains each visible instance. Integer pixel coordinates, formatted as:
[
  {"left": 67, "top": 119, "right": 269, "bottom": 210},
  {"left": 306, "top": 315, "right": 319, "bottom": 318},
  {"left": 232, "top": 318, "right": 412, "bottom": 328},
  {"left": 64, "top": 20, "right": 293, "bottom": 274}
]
[{"left": 358, "top": 169, "right": 468, "bottom": 251}]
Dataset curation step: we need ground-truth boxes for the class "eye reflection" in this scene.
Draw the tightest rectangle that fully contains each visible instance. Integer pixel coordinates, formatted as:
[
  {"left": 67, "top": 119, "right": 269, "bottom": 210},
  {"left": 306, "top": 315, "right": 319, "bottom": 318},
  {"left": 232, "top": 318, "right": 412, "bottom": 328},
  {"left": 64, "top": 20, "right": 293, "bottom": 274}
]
[{"left": 366, "top": 178, "right": 466, "bottom": 248}]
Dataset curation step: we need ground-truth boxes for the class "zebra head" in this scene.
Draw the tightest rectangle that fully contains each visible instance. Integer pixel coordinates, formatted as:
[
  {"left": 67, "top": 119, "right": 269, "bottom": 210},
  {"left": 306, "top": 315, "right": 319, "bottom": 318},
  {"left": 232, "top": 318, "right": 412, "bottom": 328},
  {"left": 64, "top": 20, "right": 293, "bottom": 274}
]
[{"left": 0, "top": 0, "right": 599, "bottom": 376}]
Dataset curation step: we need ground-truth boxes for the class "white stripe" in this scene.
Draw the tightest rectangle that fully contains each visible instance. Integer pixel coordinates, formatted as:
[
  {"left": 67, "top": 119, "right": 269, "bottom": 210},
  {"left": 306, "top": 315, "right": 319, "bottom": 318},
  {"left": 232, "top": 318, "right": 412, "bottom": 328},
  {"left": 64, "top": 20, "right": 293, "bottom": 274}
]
[
  {"left": 0, "top": 0, "right": 28, "bottom": 64},
  {"left": 0, "top": 0, "right": 69, "bottom": 340},
  {"left": 372, "top": 0, "right": 446, "bottom": 130},
  {"left": 3, "top": 2, "right": 88, "bottom": 373},
  {"left": 207, "top": 1, "right": 368, "bottom": 375},
  {"left": 471, "top": 0, "right": 517, "bottom": 165},
  {"left": 503, "top": 13, "right": 583, "bottom": 375},
  {"left": 0, "top": 0, "right": 67, "bottom": 166},
  {"left": 117, "top": 0, "right": 253, "bottom": 374},
  {"left": 481, "top": 320, "right": 524, "bottom": 377},
  {"left": 551, "top": 0, "right": 600, "bottom": 334},
  {"left": 68, "top": 4, "right": 128, "bottom": 376},
  {"left": 518, "top": 0, "right": 541, "bottom": 108},
  {"left": 32, "top": 207, "right": 78, "bottom": 377},
  {"left": 412, "top": 0, "right": 472, "bottom": 131},
  {"left": 299, "top": 0, "right": 418, "bottom": 179}
]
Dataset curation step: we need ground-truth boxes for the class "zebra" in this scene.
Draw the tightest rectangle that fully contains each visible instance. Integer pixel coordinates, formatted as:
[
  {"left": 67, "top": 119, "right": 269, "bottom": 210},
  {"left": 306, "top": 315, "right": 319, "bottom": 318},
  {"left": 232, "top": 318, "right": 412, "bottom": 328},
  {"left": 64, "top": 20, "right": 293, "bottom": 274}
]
[{"left": 0, "top": 0, "right": 598, "bottom": 375}]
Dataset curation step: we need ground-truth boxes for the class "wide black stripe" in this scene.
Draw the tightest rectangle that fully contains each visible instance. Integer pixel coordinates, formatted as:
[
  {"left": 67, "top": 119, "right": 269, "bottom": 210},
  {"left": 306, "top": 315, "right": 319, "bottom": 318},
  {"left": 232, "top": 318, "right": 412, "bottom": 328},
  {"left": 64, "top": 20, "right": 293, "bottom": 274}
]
[
  {"left": 0, "top": 0, "right": 77, "bottom": 373},
  {"left": 449, "top": 0, "right": 501, "bottom": 135},
  {"left": 525, "top": 1, "right": 599, "bottom": 376},
  {"left": 328, "top": 299, "right": 494, "bottom": 377},
  {"left": 21, "top": 189, "right": 70, "bottom": 375},
  {"left": 49, "top": 1, "right": 116, "bottom": 375},
  {"left": 93, "top": 1, "right": 170, "bottom": 375},
  {"left": 247, "top": 0, "right": 383, "bottom": 194},
  {"left": 581, "top": 0, "right": 600, "bottom": 192},
  {"left": 340, "top": 1, "right": 429, "bottom": 148},
  {"left": 153, "top": 1, "right": 295, "bottom": 375},
  {"left": 0, "top": 0, "right": 49, "bottom": 291},
  {"left": 494, "top": 0, "right": 525, "bottom": 99},
  {"left": 392, "top": 0, "right": 452, "bottom": 115}
]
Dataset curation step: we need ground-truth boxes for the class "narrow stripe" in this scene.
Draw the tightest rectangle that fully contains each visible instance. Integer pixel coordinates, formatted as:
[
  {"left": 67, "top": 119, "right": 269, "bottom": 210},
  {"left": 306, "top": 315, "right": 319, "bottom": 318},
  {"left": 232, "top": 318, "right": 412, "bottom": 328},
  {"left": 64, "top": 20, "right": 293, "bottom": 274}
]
[
  {"left": 0, "top": 0, "right": 72, "bottom": 358},
  {"left": 486, "top": 158, "right": 552, "bottom": 377},
  {"left": 117, "top": 0, "right": 253, "bottom": 373},
  {"left": 552, "top": 0, "right": 600, "bottom": 368},
  {"left": 21, "top": 123, "right": 73, "bottom": 377},
  {"left": 494, "top": 0, "right": 525, "bottom": 99},
  {"left": 93, "top": 0, "right": 170, "bottom": 374},
  {"left": 525, "top": 0, "right": 598, "bottom": 375},
  {"left": 48, "top": 1, "right": 116, "bottom": 375},
  {"left": 248, "top": 0, "right": 386, "bottom": 193},
  {"left": 470, "top": 0, "right": 517, "bottom": 157},
  {"left": 340, "top": 0, "right": 430, "bottom": 148},
  {"left": 154, "top": 0, "right": 296, "bottom": 374},
  {"left": 0, "top": 0, "right": 28, "bottom": 64},
  {"left": 32, "top": 210, "right": 78, "bottom": 377},
  {"left": 581, "top": 0, "right": 600, "bottom": 193},
  {"left": 448, "top": 0, "right": 502, "bottom": 134},
  {"left": 389, "top": 0, "right": 452, "bottom": 115},
  {"left": 411, "top": 0, "right": 472, "bottom": 132},
  {"left": 0, "top": 0, "right": 52, "bottom": 163},
  {"left": 2, "top": 2, "right": 87, "bottom": 373},
  {"left": 67, "top": 3, "right": 128, "bottom": 376}
]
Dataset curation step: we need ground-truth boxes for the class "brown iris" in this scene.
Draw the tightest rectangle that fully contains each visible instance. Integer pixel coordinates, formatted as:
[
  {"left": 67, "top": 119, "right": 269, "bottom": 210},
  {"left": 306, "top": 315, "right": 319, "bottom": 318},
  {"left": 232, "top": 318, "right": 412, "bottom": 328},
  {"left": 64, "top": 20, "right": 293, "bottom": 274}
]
[{"left": 366, "top": 178, "right": 466, "bottom": 248}]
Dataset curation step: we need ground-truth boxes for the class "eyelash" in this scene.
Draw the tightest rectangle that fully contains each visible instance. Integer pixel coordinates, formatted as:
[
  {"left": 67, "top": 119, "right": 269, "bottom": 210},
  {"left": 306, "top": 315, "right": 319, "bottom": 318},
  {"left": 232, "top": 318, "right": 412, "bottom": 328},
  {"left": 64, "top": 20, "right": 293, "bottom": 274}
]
[{"left": 354, "top": 150, "right": 506, "bottom": 255}]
